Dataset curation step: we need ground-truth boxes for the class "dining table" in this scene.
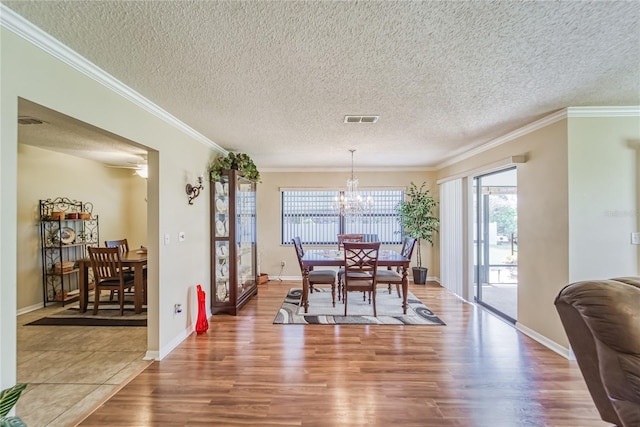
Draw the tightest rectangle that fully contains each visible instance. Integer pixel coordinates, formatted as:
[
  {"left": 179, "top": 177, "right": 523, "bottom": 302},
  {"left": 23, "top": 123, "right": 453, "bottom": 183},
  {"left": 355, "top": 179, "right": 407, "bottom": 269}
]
[
  {"left": 300, "top": 249, "right": 411, "bottom": 314},
  {"left": 78, "top": 250, "right": 147, "bottom": 314}
]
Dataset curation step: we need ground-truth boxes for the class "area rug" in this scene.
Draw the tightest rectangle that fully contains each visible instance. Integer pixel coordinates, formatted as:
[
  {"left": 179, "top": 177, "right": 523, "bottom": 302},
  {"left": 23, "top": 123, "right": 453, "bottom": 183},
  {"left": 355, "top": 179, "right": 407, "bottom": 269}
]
[
  {"left": 26, "top": 299, "right": 146, "bottom": 327},
  {"left": 274, "top": 288, "right": 445, "bottom": 325}
]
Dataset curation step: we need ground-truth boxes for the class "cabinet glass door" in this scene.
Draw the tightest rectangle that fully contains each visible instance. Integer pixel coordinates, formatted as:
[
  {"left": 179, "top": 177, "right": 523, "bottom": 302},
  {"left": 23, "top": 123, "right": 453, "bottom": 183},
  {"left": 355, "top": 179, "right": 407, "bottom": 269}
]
[
  {"left": 213, "top": 175, "right": 230, "bottom": 304},
  {"left": 235, "top": 176, "right": 256, "bottom": 297}
]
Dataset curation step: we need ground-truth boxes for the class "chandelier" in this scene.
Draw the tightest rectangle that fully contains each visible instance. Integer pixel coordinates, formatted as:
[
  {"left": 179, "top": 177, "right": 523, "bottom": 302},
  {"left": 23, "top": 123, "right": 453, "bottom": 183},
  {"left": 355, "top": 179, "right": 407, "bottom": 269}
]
[{"left": 335, "top": 149, "right": 373, "bottom": 216}]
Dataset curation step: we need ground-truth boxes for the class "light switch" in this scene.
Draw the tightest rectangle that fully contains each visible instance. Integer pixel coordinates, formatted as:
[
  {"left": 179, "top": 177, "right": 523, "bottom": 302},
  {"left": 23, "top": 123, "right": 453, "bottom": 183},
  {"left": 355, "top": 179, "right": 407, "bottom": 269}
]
[
  {"left": 632, "top": 232, "right": 640, "bottom": 245},
  {"left": 164, "top": 234, "right": 170, "bottom": 245},
  {"left": 178, "top": 232, "right": 186, "bottom": 242}
]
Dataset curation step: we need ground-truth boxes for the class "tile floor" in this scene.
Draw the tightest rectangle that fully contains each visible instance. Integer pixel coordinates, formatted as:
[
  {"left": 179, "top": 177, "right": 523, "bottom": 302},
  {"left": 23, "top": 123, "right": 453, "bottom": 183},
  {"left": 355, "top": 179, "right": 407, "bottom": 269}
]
[{"left": 15, "top": 304, "right": 150, "bottom": 427}]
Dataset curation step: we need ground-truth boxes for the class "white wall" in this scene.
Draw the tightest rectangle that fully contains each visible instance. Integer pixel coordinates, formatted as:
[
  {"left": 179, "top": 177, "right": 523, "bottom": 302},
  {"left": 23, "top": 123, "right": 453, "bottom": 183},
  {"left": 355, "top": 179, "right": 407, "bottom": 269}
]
[
  {"left": 1, "top": 21, "right": 220, "bottom": 388},
  {"left": 568, "top": 117, "right": 639, "bottom": 280},
  {"left": 121, "top": 168, "right": 149, "bottom": 250}
]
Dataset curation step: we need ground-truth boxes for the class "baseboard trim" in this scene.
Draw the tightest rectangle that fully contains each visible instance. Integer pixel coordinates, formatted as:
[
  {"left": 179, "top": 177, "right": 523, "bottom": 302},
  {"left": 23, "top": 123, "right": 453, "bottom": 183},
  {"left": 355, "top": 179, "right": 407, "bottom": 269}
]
[
  {"left": 516, "top": 322, "right": 574, "bottom": 360},
  {"left": 144, "top": 325, "right": 194, "bottom": 361},
  {"left": 16, "top": 302, "right": 44, "bottom": 316},
  {"left": 270, "top": 275, "right": 443, "bottom": 284},
  {"left": 143, "top": 351, "right": 160, "bottom": 361},
  {"left": 269, "top": 275, "right": 301, "bottom": 282}
]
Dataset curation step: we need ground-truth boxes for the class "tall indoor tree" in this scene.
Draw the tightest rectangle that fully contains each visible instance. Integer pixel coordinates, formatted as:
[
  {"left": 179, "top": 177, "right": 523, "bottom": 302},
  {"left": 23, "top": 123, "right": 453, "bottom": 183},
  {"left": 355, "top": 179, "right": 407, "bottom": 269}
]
[{"left": 397, "top": 182, "right": 440, "bottom": 284}]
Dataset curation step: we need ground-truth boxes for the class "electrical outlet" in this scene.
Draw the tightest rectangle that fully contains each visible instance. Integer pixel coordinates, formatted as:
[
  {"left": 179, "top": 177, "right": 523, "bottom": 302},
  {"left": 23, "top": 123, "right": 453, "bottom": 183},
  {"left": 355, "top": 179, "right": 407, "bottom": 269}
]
[
  {"left": 281, "top": 260, "right": 286, "bottom": 267},
  {"left": 174, "top": 303, "right": 182, "bottom": 314}
]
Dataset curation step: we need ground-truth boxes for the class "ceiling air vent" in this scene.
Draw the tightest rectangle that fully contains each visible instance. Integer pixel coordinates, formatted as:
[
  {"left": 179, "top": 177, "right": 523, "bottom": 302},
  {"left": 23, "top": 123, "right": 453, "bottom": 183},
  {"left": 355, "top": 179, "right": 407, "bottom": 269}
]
[
  {"left": 18, "top": 116, "right": 46, "bottom": 125},
  {"left": 344, "top": 115, "right": 379, "bottom": 123}
]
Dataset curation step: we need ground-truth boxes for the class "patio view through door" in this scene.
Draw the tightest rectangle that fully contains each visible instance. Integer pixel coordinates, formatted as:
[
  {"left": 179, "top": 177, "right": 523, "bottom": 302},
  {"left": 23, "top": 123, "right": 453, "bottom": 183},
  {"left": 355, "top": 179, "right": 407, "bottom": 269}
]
[{"left": 473, "top": 168, "right": 518, "bottom": 323}]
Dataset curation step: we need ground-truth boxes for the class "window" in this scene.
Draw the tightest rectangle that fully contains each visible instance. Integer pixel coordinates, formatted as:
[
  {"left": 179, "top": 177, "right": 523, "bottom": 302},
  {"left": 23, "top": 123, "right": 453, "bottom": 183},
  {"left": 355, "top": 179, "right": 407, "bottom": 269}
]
[{"left": 281, "top": 189, "right": 404, "bottom": 245}]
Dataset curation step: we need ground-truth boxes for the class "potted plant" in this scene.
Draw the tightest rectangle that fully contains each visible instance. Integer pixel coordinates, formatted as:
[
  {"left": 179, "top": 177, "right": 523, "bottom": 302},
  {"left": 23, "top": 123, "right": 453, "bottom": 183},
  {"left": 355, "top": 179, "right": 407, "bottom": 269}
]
[
  {"left": 0, "top": 383, "right": 27, "bottom": 426},
  {"left": 209, "top": 152, "right": 260, "bottom": 182},
  {"left": 396, "top": 182, "right": 440, "bottom": 284}
]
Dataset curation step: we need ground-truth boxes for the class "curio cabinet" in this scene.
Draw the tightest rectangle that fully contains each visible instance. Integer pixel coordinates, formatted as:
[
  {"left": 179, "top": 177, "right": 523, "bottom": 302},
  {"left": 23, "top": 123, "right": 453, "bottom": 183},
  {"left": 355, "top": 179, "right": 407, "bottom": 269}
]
[{"left": 210, "top": 169, "right": 257, "bottom": 314}]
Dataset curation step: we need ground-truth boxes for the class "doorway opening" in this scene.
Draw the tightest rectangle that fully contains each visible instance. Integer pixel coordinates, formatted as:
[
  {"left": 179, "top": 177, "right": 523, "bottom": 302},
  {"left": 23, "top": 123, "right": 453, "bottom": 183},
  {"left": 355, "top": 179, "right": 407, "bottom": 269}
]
[
  {"left": 473, "top": 167, "right": 518, "bottom": 323},
  {"left": 16, "top": 98, "right": 152, "bottom": 425}
]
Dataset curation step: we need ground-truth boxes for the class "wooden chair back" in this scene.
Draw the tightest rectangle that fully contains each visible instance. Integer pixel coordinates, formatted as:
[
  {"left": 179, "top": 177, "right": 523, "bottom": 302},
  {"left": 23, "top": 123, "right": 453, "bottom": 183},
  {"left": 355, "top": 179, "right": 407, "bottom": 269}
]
[
  {"left": 400, "top": 236, "right": 416, "bottom": 258},
  {"left": 399, "top": 237, "right": 417, "bottom": 268},
  {"left": 343, "top": 242, "right": 381, "bottom": 316},
  {"left": 291, "top": 237, "right": 305, "bottom": 272},
  {"left": 344, "top": 242, "right": 380, "bottom": 275},
  {"left": 88, "top": 246, "right": 133, "bottom": 315},
  {"left": 89, "top": 246, "right": 124, "bottom": 283},
  {"left": 105, "top": 238, "right": 129, "bottom": 255},
  {"left": 104, "top": 238, "right": 132, "bottom": 301},
  {"left": 338, "top": 234, "right": 364, "bottom": 249}
]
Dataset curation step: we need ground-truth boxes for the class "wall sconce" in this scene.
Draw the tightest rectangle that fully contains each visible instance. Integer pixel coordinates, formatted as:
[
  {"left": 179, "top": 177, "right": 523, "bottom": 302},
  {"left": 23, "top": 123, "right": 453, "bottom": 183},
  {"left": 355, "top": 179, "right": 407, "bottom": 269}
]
[{"left": 186, "top": 175, "right": 204, "bottom": 205}]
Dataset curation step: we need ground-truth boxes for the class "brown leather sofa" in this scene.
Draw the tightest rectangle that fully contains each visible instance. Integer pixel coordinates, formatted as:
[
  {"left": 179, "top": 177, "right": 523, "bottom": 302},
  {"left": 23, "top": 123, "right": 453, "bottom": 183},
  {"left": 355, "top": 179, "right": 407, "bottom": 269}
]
[{"left": 554, "top": 277, "right": 640, "bottom": 427}]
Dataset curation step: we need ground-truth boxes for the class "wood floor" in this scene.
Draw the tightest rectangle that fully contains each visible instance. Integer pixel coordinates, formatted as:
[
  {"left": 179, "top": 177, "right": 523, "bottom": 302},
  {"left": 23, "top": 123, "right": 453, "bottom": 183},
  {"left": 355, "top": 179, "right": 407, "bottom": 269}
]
[{"left": 79, "top": 281, "right": 608, "bottom": 427}]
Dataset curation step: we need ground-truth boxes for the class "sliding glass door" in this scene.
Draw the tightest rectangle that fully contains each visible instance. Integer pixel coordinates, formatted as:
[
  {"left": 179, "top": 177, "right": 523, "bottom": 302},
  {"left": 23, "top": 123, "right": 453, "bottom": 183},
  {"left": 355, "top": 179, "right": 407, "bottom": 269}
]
[{"left": 473, "top": 168, "right": 518, "bottom": 322}]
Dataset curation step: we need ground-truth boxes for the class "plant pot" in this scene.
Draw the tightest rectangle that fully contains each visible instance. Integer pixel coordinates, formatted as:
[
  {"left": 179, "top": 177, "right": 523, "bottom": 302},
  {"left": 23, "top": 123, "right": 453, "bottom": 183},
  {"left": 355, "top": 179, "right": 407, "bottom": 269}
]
[{"left": 412, "top": 267, "right": 428, "bottom": 285}]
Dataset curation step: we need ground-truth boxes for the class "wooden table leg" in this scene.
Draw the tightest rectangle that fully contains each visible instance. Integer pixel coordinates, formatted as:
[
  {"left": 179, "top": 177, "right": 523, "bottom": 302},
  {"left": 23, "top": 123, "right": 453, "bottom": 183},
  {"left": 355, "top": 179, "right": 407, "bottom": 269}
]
[
  {"left": 79, "top": 260, "right": 89, "bottom": 313},
  {"left": 302, "top": 267, "right": 310, "bottom": 313},
  {"left": 134, "top": 264, "right": 143, "bottom": 314},
  {"left": 401, "top": 266, "right": 408, "bottom": 314}
]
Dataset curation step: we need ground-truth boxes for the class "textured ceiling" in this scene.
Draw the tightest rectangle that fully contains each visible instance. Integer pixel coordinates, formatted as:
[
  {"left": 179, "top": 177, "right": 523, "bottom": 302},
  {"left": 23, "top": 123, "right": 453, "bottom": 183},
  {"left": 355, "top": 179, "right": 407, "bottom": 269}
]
[
  {"left": 18, "top": 99, "right": 148, "bottom": 167},
  {"left": 4, "top": 1, "right": 640, "bottom": 170}
]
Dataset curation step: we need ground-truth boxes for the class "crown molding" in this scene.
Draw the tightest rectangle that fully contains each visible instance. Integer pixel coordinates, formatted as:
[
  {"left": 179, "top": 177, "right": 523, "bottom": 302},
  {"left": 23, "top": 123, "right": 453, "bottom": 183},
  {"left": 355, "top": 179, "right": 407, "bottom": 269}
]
[
  {"left": 259, "top": 166, "right": 437, "bottom": 173},
  {"left": 0, "top": 4, "right": 227, "bottom": 155},
  {"left": 436, "top": 106, "right": 640, "bottom": 170},
  {"left": 436, "top": 109, "right": 567, "bottom": 169},
  {"left": 567, "top": 106, "right": 640, "bottom": 117}
]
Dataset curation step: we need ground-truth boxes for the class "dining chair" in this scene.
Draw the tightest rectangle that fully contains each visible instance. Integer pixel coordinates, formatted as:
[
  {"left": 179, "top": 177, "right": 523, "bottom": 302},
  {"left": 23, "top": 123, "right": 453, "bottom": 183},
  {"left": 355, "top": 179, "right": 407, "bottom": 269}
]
[
  {"left": 87, "top": 246, "right": 136, "bottom": 315},
  {"left": 376, "top": 236, "right": 416, "bottom": 298},
  {"left": 343, "top": 241, "right": 380, "bottom": 316},
  {"left": 337, "top": 234, "right": 365, "bottom": 293},
  {"left": 105, "top": 238, "right": 131, "bottom": 301},
  {"left": 105, "top": 238, "right": 129, "bottom": 254},
  {"left": 337, "top": 234, "right": 364, "bottom": 249},
  {"left": 106, "top": 238, "right": 148, "bottom": 305},
  {"left": 292, "top": 237, "right": 338, "bottom": 306}
]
